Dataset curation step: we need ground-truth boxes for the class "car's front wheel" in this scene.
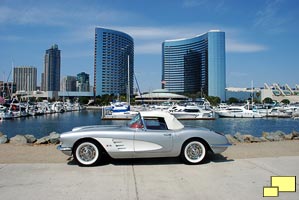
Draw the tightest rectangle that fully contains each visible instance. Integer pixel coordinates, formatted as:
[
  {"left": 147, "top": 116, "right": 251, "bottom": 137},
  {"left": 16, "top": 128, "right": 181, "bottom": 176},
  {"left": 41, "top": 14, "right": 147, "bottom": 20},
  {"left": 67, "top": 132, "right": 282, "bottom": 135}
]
[
  {"left": 74, "top": 140, "right": 101, "bottom": 166},
  {"left": 181, "top": 140, "right": 207, "bottom": 164}
]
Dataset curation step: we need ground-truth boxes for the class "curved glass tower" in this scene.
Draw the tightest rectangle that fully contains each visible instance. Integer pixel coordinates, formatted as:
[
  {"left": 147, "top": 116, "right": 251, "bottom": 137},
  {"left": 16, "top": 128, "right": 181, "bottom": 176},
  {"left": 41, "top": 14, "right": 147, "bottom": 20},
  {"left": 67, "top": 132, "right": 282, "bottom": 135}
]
[
  {"left": 162, "top": 30, "right": 226, "bottom": 100},
  {"left": 94, "top": 27, "right": 134, "bottom": 96}
]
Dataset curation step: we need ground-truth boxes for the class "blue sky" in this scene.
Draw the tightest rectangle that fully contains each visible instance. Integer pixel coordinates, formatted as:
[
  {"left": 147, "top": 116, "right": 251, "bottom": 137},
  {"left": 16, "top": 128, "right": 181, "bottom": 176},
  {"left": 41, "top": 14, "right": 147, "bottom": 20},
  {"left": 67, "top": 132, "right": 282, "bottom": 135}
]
[{"left": 0, "top": 0, "right": 298, "bottom": 92}]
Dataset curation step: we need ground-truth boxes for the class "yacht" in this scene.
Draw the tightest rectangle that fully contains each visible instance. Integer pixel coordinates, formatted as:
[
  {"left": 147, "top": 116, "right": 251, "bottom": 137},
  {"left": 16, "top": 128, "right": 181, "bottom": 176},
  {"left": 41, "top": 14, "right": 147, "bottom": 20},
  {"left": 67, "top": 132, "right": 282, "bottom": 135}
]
[
  {"left": 108, "top": 101, "right": 130, "bottom": 113},
  {"left": 9, "top": 102, "right": 29, "bottom": 118},
  {"left": 101, "top": 101, "right": 136, "bottom": 120},
  {"left": 0, "top": 106, "right": 14, "bottom": 120},
  {"left": 168, "top": 102, "right": 214, "bottom": 120},
  {"left": 216, "top": 103, "right": 263, "bottom": 118},
  {"left": 51, "top": 102, "right": 65, "bottom": 113}
]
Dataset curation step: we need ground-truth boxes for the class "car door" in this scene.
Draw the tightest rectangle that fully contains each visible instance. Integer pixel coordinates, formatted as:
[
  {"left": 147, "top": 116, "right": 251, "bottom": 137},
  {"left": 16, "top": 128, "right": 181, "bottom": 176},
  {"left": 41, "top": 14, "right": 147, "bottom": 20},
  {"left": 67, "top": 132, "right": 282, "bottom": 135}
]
[
  {"left": 97, "top": 127, "right": 135, "bottom": 159},
  {"left": 134, "top": 117, "right": 173, "bottom": 155}
]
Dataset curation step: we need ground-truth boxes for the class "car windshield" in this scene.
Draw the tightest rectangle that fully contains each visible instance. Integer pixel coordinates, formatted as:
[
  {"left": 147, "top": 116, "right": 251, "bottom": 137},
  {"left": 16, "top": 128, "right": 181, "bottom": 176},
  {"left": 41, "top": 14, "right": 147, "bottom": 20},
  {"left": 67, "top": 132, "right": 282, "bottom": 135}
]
[{"left": 128, "top": 113, "right": 144, "bottom": 128}]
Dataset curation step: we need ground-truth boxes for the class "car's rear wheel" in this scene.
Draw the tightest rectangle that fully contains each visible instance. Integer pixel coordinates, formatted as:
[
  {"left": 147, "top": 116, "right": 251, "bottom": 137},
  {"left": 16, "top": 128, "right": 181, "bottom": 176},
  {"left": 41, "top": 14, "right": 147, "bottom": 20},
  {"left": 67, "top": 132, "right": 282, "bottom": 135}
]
[
  {"left": 74, "top": 140, "right": 101, "bottom": 166},
  {"left": 181, "top": 140, "right": 206, "bottom": 164}
]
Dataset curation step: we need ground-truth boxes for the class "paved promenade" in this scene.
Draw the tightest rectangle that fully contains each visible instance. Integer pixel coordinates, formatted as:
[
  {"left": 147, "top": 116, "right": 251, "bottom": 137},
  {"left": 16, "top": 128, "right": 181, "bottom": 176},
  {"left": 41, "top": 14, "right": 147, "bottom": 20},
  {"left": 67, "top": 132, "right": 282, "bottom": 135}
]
[{"left": 0, "top": 156, "right": 298, "bottom": 200}]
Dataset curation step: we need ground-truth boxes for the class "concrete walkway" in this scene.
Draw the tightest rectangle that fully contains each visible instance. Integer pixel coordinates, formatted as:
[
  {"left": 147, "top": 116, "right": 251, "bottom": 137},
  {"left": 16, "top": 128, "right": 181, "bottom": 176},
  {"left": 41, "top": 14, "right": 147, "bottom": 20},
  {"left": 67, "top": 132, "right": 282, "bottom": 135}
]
[{"left": 0, "top": 156, "right": 298, "bottom": 200}]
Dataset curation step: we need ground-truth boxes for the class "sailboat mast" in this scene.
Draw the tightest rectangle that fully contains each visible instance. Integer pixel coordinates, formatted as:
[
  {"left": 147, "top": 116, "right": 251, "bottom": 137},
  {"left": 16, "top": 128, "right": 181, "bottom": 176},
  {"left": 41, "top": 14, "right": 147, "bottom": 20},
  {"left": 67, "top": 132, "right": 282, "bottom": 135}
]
[
  {"left": 251, "top": 80, "right": 254, "bottom": 106},
  {"left": 127, "top": 55, "right": 130, "bottom": 105}
]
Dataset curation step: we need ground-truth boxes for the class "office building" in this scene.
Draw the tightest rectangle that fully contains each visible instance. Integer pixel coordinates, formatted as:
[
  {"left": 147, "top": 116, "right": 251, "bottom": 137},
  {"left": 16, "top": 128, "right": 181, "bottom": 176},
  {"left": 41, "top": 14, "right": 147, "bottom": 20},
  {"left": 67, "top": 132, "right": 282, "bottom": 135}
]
[
  {"left": 94, "top": 27, "right": 134, "bottom": 96},
  {"left": 42, "top": 44, "right": 61, "bottom": 91},
  {"left": 162, "top": 30, "right": 226, "bottom": 100},
  {"left": 77, "top": 72, "right": 90, "bottom": 92},
  {"left": 62, "top": 76, "right": 77, "bottom": 91},
  {"left": 0, "top": 81, "right": 16, "bottom": 98},
  {"left": 13, "top": 66, "right": 37, "bottom": 92}
]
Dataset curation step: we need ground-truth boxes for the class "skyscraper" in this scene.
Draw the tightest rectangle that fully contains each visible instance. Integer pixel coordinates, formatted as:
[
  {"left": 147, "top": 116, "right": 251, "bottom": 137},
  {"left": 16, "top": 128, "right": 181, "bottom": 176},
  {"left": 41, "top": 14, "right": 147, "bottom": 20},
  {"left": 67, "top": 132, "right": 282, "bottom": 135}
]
[
  {"left": 42, "top": 44, "right": 61, "bottom": 91},
  {"left": 13, "top": 66, "right": 37, "bottom": 92},
  {"left": 162, "top": 30, "right": 226, "bottom": 100},
  {"left": 77, "top": 72, "right": 90, "bottom": 92},
  {"left": 94, "top": 27, "right": 134, "bottom": 96},
  {"left": 61, "top": 76, "right": 77, "bottom": 92}
]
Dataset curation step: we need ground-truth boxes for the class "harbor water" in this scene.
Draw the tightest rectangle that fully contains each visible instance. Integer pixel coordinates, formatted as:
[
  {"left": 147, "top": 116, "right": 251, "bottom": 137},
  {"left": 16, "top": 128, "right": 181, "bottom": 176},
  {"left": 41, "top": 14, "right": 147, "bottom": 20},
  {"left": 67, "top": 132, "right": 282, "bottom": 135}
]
[{"left": 1, "top": 110, "right": 299, "bottom": 139}]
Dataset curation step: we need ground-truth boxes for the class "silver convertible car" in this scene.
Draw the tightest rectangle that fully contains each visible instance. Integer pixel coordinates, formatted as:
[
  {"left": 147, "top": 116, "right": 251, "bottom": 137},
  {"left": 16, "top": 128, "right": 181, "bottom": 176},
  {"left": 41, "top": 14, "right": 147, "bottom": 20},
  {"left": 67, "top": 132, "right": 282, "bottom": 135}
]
[{"left": 57, "top": 111, "right": 231, "bottom": 166}]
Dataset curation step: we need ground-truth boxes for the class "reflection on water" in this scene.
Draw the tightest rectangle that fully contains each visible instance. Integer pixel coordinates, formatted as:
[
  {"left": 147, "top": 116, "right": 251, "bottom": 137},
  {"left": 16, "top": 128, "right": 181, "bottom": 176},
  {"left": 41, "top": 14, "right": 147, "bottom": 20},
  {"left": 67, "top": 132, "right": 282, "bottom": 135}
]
[
  {"left": 182, "top": 117, "right": 299, "bottom": 136},
  {"left": 0, "top": 110, "right": 298, "bottom": 138}
]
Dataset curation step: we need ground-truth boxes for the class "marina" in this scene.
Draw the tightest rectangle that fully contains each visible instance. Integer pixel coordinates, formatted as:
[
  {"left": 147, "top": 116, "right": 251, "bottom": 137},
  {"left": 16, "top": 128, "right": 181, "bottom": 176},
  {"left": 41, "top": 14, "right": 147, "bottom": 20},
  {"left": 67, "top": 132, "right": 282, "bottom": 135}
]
[
  {"left": 0, "top": 99, "right": 85, "bottom": 120},
  {"left": 1, "top": 108, "right": 299, "bottom": 140},
  {"left": 101, "top": 99, "right": 216, "bottom": 120},
  {"left": 1, "top": 97, "right": 299, "bottom": 140}
]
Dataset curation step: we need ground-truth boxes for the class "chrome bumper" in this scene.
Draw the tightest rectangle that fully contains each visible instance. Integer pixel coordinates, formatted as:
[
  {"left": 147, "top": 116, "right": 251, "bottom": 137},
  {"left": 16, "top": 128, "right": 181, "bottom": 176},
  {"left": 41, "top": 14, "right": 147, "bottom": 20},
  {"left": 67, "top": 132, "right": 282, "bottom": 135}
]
[
  {"left": 57, "top": 145, "right": 72, "bottom": 156},
  {"left": 210, "top": 143, "right": 232, "bottom": 154}
]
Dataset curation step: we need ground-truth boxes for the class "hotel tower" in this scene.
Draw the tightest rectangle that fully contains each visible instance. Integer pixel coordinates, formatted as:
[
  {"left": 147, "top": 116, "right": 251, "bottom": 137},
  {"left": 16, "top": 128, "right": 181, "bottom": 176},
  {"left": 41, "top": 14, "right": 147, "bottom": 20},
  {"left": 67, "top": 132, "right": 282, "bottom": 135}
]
[
  {"left": 162, "top": 30, "right": 226, "bottom": 100},
  {"left": 94, "top": 27, "right": 134, "bottom": 96}
]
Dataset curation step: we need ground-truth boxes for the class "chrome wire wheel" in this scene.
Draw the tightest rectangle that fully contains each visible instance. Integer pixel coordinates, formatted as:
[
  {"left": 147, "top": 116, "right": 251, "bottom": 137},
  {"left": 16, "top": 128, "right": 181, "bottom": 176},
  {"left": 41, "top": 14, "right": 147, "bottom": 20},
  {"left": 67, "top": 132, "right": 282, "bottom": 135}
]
[
  {"left": 75, "top": 141, "right": 100, "bottom": 166},
  {"left": 182, "top": 141, "right": 206, "bottom": 164}
]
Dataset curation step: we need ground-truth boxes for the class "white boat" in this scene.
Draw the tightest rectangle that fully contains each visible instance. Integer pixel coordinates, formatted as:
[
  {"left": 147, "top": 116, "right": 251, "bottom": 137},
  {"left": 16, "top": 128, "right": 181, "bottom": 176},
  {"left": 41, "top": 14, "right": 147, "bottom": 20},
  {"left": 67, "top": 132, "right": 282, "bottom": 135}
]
[
  {"left": 150, "top": 102, "right": 173, "bottom": 110},
  {"left": 107, "top": 101, "right": 130, "bottom": 113},
  {"left": 102, "top": 110, "right": 138, "bottom": 120},
  {"left": 0, "top": 110, "right": 14, "bottom": 120},
  {"left": 169, "top": 103, "right": 214, "bottom": 120},
  {"left": 9, "top": 102, "right": 29, "bottom": 118},
  {"left": 0, "top": 105, "right": 7, "bottom": 112},
  {"left": 51, "top": 102, "right": 65, "bottom": 113},
  {"left": 216, "top": 103, "right": 263, "bottom": 118},
  {"left": 101, "top": 101, "right": 135, "bottom": 120},
  {"left": 214, "top": 103, "right": 229, "bottom": 111},
  {"left": 37, "top": 101, "right": 53, "bottom": 114},
  {"left": 72, "top": 102, "right": 84, "bottom": 111},
  {"left": 266, "top": 107, "right": 292, "bottom": 118}
]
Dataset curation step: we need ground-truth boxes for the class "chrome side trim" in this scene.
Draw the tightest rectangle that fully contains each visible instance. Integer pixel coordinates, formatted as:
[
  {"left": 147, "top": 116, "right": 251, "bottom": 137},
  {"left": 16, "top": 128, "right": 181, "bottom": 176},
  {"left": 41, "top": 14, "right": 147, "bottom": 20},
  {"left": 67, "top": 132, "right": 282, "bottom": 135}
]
[{"left": 210, "top": 143, "right": 232, "bottom": 147}]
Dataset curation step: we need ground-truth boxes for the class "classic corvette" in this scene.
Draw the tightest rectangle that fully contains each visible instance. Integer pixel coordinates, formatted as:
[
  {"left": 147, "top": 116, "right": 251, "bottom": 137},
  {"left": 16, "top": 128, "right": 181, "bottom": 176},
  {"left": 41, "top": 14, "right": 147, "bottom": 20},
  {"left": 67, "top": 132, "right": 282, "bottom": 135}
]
[{"left": 57, "top": 111, "right": 231, "bottom": 166}]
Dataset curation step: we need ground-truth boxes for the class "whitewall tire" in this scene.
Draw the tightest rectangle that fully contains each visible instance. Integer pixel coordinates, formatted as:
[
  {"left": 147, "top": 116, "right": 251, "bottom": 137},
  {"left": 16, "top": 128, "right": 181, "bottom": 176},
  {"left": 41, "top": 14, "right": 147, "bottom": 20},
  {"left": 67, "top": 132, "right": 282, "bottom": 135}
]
[
  {"left": 74, "top": 141, "right": 101, "bottom": 166},
  {"left": 181, "top": 140, "right": 206, "bottom": 164}
]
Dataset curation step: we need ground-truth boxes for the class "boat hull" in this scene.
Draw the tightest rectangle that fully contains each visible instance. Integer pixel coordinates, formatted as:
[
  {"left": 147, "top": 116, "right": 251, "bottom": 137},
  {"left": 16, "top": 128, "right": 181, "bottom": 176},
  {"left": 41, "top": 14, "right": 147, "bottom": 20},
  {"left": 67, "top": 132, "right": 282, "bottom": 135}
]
[{"left": 217, "top": 112, "right": 262, "bottom": 118}]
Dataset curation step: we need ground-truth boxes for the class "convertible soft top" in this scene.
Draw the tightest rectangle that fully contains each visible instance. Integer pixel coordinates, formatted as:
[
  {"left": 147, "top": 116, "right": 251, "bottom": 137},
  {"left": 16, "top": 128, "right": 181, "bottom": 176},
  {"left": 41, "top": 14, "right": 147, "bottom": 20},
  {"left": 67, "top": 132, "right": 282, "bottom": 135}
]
[{"left": 139, "top": 111, "right": 184, "bottom": 130}]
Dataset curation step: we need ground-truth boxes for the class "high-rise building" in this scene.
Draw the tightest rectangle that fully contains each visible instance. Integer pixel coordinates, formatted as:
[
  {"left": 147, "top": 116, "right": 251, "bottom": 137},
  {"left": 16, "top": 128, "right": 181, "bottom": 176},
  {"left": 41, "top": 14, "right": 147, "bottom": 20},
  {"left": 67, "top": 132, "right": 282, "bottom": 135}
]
[
  {"left": 77, "top": 72, "right": 90, "bottom": 92},
  {"left": 94, "top": 27, "right": 134, "bottom": 96},
  {"left": 162, "top": 30, "right": 226, "bottom": 100},
  {"left": 0, "top": 81, "right": 16, "bottom": 98},
  {"left": 61, "top": 76, "right": 77, "bottom": 91},
  {"left": 42, "top": 44, "right": 61, "bottom": 91},
  {"left": 13, "top": 66, "right": 37, "bottom": 92}
]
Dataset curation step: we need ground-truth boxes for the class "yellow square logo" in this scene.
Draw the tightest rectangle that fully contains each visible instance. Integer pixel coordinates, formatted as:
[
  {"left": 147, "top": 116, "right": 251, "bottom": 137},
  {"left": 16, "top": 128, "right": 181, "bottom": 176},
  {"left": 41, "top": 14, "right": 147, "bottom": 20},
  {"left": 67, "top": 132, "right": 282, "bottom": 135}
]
[
  {"left": 263, "top": 186, "right": 279, "bottom": 197},
  {"left": 271, "top": 176, "right": 296, "bottom": 192}
]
